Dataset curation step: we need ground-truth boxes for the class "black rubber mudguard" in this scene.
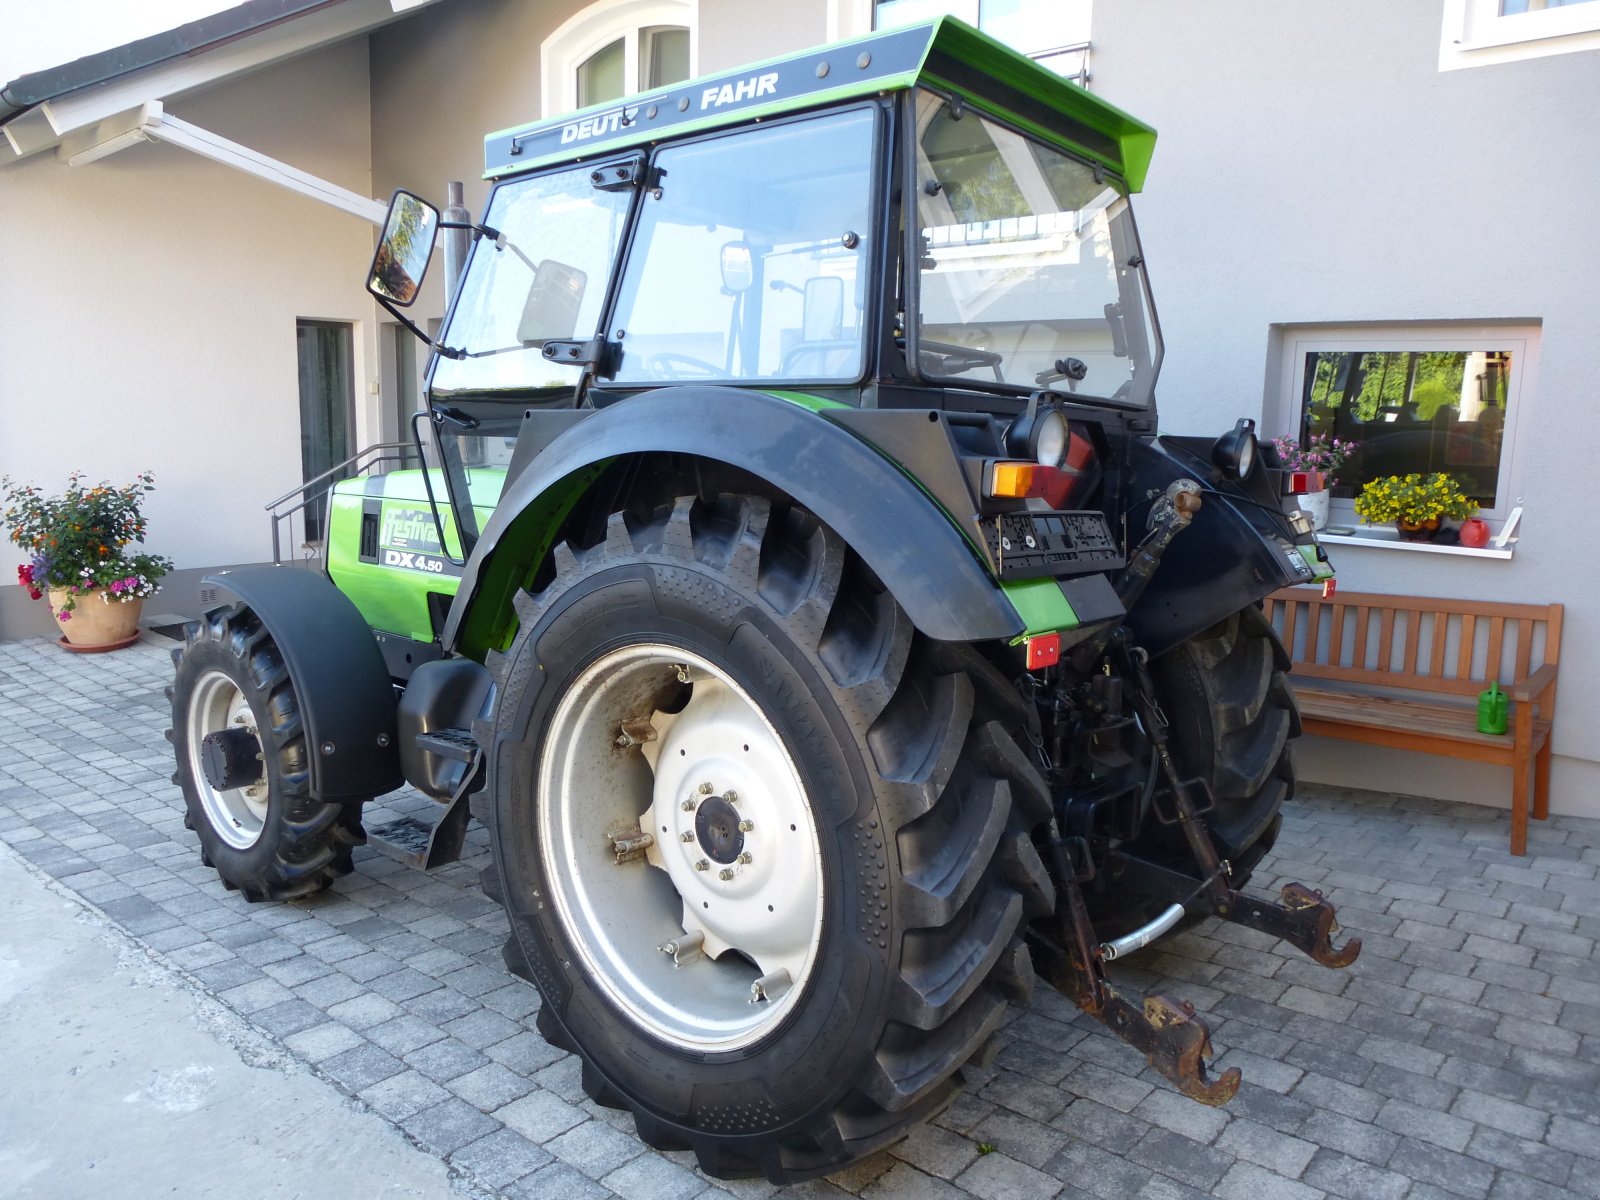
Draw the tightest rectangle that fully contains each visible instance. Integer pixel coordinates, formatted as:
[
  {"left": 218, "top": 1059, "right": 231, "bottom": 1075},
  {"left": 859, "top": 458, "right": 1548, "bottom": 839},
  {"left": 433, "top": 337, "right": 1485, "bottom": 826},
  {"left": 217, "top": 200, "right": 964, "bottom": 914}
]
[
  {"left": 202, "top": 566, "right": 403, "bottom": 801},
  {"left": 442, "top": 387, "right": 1022, "bottom": 649},
  {"left": 1121, "top": 435, "right": 1318, "bottom": 658}
]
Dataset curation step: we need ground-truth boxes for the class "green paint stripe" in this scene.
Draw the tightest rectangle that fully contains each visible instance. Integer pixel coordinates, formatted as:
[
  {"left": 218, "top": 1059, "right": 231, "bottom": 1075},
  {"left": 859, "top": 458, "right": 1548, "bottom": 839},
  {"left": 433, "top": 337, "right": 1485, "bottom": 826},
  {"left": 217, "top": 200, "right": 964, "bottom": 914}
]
[
  {"left": 765, "top": 389, "right": 850, "bottom": 413},
  {"left": 1004, "top": 577, "right": 1079, "bottom": 642}
]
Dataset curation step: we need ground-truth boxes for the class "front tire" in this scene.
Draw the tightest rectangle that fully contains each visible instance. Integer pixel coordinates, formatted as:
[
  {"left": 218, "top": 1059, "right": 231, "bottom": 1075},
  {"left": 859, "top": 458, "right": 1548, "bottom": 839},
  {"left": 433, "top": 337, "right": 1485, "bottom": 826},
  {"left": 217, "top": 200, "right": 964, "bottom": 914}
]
[
  {"left": 168, "top": 604, "right": 364, "bottom": 901},
  {"left": 482, "top": 495, "right": 1054, "bottom": 1182}
]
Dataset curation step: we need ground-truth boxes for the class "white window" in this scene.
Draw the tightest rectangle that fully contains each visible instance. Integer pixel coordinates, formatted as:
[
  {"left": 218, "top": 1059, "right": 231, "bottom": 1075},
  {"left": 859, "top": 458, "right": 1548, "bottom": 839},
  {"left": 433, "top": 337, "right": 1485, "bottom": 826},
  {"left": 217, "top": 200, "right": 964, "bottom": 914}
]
[
  {"left": 542, "top": 0, "right": 696, "bottom": 116},
  {"left": 1440, "top": 0, "right": 1600, "bottom": 69},
  {"left": 1273, "top": 324, "right": 1539, "bottom": 535},
  {"left": 874, "top": 0, "right": 1092, "bottom": 85}
]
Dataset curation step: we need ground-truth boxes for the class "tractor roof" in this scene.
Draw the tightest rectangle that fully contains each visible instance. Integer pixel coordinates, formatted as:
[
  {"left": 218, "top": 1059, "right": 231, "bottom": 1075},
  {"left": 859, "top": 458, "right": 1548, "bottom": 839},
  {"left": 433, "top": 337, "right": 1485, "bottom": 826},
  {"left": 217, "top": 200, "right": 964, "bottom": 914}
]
[{"left": 484, "top": 17, "right": 1156, "bottom": 191}]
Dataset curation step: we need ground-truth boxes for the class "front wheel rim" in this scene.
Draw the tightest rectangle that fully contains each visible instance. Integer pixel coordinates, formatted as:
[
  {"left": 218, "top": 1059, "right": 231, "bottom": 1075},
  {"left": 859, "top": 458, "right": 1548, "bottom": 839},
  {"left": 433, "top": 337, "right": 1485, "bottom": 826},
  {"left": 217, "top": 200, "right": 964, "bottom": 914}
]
[
  {"left": 537, "top": 643, "right": 825, "bottom": 1053},
  {"left": 186, "top": 669, "right": 270, "bottom": 850}
]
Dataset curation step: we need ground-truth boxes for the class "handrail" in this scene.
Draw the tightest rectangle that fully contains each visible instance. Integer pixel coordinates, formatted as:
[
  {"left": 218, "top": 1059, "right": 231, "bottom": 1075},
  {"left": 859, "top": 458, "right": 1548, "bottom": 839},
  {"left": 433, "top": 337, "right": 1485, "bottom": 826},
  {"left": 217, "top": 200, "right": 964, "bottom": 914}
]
[{"left": 265, "top": 439, "right": 423, "bottom": 565}]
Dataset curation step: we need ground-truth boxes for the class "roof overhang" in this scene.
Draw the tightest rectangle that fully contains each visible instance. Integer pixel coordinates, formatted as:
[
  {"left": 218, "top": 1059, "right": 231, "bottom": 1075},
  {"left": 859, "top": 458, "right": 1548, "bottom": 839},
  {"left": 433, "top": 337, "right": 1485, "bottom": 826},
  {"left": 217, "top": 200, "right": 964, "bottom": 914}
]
[{"left": 1, "top": 0, "right": 438, "bottom": 164}]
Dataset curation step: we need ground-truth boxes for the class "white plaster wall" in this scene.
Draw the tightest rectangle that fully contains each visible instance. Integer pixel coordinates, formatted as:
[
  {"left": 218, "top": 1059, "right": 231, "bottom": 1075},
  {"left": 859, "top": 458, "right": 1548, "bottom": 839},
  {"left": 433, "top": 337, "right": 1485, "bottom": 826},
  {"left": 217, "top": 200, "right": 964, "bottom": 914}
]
[
  {"left": 0, "top": 39, "right": 378, "bottom": 620},
  {"left": 1089, "top": 1, "right": 1600, "bottom": 816}
]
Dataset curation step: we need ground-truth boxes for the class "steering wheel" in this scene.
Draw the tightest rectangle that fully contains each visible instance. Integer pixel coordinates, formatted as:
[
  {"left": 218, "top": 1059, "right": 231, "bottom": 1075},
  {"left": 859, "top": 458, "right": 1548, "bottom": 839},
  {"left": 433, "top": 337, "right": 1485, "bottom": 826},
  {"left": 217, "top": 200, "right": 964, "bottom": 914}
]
[{"left": 644, "top": 352, "right": 730, "bottom": 380}]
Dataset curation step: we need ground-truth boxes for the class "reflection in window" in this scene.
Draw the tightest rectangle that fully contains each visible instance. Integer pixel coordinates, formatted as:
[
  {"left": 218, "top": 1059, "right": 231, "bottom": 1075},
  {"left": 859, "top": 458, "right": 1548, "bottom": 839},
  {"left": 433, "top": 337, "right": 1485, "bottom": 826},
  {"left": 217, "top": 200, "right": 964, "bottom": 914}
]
[
  {"left": 577, "top": 39, "right": 626, "bottom": 108},
  {"left": 1300, "top": 351, "right": 1512, "bottom": 507},
  {"left": 608, "top": 109, "right": 877, "bottom": 384}
]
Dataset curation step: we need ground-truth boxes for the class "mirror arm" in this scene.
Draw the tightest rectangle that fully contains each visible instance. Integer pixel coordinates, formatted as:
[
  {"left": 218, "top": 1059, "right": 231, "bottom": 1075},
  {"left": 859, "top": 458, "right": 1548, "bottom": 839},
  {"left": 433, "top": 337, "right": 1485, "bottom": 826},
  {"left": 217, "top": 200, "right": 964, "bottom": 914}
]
[{"left": 373, "top": 292, "right": 466, "bottom": 360}]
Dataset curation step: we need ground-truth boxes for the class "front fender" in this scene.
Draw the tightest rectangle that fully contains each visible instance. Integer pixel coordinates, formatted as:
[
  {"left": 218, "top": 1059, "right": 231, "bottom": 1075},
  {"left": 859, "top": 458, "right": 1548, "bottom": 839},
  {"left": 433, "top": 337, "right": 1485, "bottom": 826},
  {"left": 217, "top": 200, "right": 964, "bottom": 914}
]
[
  {"left": 1122, "top": 436, "right": 1321, "bottom": 657},
  {"left": 443, "top": 388, "right": 1023, "bottom": 652},
  {"left": 203, "top": 566, "right": 403, "bottom": 801}
]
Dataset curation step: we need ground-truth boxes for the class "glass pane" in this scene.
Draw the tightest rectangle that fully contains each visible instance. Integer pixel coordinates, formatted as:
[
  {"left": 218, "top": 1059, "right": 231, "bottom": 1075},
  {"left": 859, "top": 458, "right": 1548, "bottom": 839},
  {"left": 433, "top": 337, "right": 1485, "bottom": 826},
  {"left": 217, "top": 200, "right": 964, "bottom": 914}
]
[
  {"left": 644, "top": 26, "right": 690, "bottom": 89},
  {"left": 610, "top": 109, "right": 877, "bottom": 384},
  {"left": 577, "top": 38, "right": 625, "bottom": 108},
  {"left": 391, "top": 324, "right": 419, "bottom": 458},
  {"left": 1300, "top": 350, "right": 1511, "bottom": 507},
  {"left": 433, "top": 166, "right": 633, "bottom": 396},
  {"left": 875, "top": 0, "right": 978, "bottom": 29},
  {"left": 913, "top": 90, "right": 1159, "bottom": 405},
  {"left": 1501, "top": 0, "right": 1598, "bottom": 13},
  {"left": 296, "top": 320, "right": 354, "bottom": 541},
  {"left": 979, "top": 0, "right": 1090, "bottom": 52}
]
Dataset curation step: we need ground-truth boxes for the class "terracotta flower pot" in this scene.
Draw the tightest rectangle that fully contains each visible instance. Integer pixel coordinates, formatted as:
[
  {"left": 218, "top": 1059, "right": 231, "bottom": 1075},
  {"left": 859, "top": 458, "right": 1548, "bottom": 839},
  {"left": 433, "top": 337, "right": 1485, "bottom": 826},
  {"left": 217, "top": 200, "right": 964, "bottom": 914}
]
[
  {"left": 48, "top": 587, "right": 143, "bottom": 649},
  {"left": 1396, "top": 518, "right": 1441, "bottom": 542}
]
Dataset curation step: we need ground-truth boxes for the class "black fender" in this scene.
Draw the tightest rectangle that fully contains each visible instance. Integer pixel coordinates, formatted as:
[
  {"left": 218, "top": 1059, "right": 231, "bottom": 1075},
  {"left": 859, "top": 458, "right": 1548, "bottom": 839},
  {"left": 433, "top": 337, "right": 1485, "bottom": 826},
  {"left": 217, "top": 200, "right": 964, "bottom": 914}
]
[
  {"left": 202, "top": 566, "right": 403, "bottom": 801},
  {"left": 443, "top": 387, "right": 1022, "bottom": 649},
  {"left": 1122, "top": 435, "right": 1319, "bottom": 658}
]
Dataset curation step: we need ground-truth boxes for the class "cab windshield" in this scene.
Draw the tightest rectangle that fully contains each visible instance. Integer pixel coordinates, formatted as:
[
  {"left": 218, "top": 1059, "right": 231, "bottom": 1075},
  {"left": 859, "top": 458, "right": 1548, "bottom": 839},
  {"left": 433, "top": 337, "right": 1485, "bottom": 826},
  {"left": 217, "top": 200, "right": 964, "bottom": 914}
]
[{"left": 912, "top": 90, "right": 1161, "bottom": 406}]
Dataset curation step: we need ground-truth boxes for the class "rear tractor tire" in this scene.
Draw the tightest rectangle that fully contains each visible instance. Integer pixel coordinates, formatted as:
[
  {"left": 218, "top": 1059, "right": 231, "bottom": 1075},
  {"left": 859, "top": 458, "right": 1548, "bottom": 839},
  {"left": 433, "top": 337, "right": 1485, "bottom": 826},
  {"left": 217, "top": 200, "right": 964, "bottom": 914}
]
[
  {"left": 481, "top": 494, "right": 1055, "bottom": 1182},
  {"left": 168, "top": 603, "right": 364, "bottom": 901}
]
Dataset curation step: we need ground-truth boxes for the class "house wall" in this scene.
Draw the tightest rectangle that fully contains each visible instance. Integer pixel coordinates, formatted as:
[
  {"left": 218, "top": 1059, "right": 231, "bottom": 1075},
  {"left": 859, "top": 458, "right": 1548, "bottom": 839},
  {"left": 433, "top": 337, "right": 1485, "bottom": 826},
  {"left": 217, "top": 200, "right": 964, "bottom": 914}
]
[
  {"left": 1089, "top": 0, "right": 1600, "bottom": 816},
  {"left": 0, "top": 38, "right": 380, "bottom": 638}
]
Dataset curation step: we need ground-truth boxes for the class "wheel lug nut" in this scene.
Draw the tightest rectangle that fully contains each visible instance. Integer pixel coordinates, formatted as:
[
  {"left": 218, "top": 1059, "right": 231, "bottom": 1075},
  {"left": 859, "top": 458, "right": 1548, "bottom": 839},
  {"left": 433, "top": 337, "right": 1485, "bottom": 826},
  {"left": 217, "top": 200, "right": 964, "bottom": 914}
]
[
  {"left": 680, "top": 832, "right": 694, "bottom": 843},
  {"left": 725, "top": 790, "right": 738, "bottom": 804},
  {"left": 698, "top": 781, "right": 714, "bottom": 795},
  {"left": 695, "top": 859, "right": 710, "bottom": 872},
  {"left": 719, "top": 868, "right": 735, "bottom": 881},
  {"left": 737, "top": 852, "right": 752, "bottom": 865},
  {"left": 738, "top": 820, "right": 754, "bottom": 832},
  {"left": 682, "top": 798, "right": 696, "bottom": 811}
]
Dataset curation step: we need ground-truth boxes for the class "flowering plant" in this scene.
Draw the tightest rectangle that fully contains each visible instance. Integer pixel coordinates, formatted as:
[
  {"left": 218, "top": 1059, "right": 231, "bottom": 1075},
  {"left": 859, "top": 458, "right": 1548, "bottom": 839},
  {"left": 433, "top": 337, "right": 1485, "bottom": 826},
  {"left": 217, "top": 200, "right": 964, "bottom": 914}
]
[
  {"left": 3, "top": 472, "right": 173, "bottom": 620},
  {"left": 1353, "top": 472, "right": 1477, "bottom": 526},
  {"left": 1271, "top": 434, "right": 1356, "bottom": 486}
]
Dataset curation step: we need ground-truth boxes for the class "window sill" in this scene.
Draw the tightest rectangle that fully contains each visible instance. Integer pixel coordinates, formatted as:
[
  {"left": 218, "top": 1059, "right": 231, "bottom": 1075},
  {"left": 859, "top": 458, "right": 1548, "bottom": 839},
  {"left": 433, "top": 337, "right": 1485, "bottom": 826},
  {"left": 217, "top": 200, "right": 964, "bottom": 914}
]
[{"left": 1318, "top": 528, "right": 1515, "bottom": 560}]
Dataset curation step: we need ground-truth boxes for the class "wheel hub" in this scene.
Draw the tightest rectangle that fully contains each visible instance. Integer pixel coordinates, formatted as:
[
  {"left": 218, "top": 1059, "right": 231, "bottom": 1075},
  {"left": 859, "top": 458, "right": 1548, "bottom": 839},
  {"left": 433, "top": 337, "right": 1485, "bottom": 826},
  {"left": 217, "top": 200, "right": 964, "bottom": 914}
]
[
  {"left": 200, "top": 727, "right": 264, "bottom": 793},
  {"left": 693, "top": 794, "right": 745, "bottom": 864},
  {"left": 186, "top": 669, "right": 270, "bottom": 851}
]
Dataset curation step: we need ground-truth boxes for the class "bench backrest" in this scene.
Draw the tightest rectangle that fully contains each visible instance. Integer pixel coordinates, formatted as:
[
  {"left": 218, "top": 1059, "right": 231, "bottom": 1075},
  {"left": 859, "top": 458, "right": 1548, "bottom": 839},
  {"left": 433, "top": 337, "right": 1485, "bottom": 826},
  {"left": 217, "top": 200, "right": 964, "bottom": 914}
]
[{"left": 1264, "top": 588, "right": 1563, "bottom": 698}]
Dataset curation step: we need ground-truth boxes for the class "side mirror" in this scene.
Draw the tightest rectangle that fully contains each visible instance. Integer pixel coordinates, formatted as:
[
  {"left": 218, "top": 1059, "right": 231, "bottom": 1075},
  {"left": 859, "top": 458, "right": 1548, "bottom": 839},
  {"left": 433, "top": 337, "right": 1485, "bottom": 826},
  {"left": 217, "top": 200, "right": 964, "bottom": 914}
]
[
  {"left": 720, "top": 242, "right": 754, "bottom": 294},
  {"left": 368, "top": 190, "right": 440, "bottom": 307}
]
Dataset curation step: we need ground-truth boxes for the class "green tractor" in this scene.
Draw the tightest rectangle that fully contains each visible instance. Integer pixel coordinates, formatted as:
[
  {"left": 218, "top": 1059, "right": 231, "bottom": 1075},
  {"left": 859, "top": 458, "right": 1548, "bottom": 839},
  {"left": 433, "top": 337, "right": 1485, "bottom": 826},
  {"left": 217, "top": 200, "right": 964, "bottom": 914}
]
[{"left": 169, "top": 17, "right": 1354, "bottom": 1182}]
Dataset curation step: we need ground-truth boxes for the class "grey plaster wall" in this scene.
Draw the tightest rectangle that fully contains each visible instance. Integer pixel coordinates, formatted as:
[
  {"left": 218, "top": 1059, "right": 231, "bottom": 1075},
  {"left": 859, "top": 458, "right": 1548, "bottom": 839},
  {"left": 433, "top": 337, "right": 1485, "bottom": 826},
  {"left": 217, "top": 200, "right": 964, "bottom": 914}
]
[
  {"left": 1089, "top": 1, "right": 1600, "bottom": 815},
  {"left": 696, "top": 0, "right": 829, "bottom": 73}
]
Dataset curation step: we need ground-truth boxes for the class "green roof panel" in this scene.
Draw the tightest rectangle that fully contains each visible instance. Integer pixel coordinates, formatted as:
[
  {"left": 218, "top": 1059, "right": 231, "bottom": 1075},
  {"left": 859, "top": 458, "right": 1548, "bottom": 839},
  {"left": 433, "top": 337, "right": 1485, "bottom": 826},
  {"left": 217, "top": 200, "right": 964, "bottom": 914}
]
[{"left": 484, "top": 17, "right": 1156, "bottom": 190}]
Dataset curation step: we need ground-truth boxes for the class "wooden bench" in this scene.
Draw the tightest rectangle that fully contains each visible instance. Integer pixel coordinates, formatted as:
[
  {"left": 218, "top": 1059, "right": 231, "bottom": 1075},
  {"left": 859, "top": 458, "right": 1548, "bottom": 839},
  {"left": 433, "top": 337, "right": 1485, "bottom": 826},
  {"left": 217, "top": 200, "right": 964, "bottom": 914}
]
[{"left": 1263, "top": 588, "right": 1562, "bottom": 856}]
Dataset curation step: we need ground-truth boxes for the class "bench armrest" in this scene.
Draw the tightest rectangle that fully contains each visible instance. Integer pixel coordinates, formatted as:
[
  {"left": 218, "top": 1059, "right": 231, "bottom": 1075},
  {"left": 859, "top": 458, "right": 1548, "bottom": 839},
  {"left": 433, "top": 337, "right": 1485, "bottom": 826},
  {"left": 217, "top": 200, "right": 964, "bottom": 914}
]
[{"left": 1509, "top": 663, "right": 1558, "bottom": 705}]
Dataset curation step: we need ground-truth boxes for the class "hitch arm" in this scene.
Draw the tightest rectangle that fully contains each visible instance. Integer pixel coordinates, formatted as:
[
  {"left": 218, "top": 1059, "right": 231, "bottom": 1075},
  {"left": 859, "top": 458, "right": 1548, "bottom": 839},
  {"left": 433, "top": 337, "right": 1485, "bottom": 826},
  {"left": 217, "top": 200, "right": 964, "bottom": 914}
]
[
  {"left": 1226, "top": 882, "right": 1362, "bottom": 968},
  {"left": 1032, "top": 833, "right": 1240, "bottom": 1105}
]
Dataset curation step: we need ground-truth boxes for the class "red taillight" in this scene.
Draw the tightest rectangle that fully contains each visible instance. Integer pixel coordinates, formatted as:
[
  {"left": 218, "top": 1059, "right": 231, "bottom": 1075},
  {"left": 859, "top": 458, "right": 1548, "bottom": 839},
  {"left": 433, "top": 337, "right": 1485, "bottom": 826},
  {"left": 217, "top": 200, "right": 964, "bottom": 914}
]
[{"left": 1025, "top": 633, "right": 1061, "bottom": 671}]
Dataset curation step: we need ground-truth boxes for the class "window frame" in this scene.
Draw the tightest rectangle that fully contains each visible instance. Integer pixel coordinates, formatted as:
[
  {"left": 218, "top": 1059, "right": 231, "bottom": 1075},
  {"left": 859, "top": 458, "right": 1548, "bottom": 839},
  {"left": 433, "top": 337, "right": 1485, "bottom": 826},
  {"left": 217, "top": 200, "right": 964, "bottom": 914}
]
[
  {"left": 541, "top": 0, "right": 697, "bottom": 117},
  {"left": 1439, "top": 0, "right": 1600, "bottom": 69},
  {"left": 1272, "top": 322, "right": 1539, "bottom": 536}
]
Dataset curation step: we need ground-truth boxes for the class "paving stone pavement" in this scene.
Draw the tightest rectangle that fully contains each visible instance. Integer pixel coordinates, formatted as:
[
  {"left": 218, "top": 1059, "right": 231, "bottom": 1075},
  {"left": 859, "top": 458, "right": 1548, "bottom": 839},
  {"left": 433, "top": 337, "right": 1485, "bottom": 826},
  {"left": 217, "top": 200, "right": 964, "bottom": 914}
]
[{"left": 2, "top": 632, "right": 1599, "bottom": 1199}]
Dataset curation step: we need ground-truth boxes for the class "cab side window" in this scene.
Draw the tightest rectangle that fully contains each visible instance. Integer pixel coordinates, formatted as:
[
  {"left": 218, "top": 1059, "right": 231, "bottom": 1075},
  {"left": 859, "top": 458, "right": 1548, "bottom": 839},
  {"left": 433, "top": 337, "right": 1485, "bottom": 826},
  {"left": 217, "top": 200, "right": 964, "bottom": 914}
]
[{"left": 608, "top": 107, "right": 877, "bottom": 384}]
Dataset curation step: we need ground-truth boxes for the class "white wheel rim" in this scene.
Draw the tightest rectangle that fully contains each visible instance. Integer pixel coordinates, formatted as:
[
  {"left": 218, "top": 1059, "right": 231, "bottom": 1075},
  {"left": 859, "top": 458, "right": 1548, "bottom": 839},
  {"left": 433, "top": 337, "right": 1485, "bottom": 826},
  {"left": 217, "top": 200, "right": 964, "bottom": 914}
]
[
  {"left": 186, "top": 669, "right": 269, "bottom": 850},
  {"left": 537, "top": 644, "right": 825, "bottom": 1052}
]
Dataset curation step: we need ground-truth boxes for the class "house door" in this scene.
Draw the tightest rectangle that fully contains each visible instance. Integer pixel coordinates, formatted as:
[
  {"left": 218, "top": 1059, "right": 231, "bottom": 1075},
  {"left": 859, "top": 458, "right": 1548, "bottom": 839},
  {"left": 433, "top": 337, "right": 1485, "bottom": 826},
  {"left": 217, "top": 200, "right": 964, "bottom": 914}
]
[{"left": 295, "top": 320, "right": 355, "bottom": 541}]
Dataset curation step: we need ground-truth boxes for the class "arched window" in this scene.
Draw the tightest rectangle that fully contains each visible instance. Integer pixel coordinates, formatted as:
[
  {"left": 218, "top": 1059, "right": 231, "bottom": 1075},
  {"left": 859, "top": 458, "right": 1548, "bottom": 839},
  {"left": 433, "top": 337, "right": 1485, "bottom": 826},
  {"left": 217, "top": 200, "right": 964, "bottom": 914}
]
[{"left": 542, "top": 0, "right": 697, "bottom": 116}]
